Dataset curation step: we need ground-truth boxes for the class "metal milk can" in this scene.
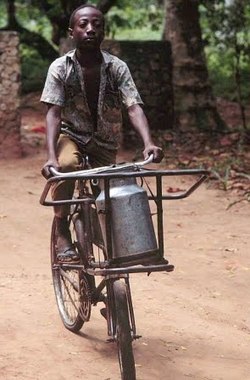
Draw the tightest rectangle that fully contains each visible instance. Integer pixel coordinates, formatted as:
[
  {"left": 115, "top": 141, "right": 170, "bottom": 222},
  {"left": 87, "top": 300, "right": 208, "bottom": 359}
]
[{"left": 95, "top": 177, "right": 158, "bottom": 264}]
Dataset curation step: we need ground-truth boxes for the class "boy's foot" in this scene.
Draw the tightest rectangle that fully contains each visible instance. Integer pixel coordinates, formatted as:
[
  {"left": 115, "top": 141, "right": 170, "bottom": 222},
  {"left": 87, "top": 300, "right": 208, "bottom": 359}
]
[
  {"left": 55, "top": 216, "right": 79, "bottom": 262},
  {"left": 57, "top": 246, "right": 80, "bottom": 262}
]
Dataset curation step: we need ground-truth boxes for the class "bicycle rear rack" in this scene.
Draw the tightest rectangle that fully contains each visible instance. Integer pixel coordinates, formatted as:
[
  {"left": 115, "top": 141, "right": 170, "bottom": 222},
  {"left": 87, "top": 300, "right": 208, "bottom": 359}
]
[{"left": 41, "top": 167, "right": 209, "bottom": 268}]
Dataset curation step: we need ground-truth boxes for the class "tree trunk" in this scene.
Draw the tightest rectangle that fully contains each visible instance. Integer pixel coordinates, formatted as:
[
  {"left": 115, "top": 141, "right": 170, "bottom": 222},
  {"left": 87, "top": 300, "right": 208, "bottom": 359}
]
[
  {"left": 163, "top": 0, "right": 225, "bottom": 131},
  {"left": 98, "top": 0, "right": 117, "bottom": 14},
  {"left": 6, "top": 0, "right": 19, "bottom": 29}
]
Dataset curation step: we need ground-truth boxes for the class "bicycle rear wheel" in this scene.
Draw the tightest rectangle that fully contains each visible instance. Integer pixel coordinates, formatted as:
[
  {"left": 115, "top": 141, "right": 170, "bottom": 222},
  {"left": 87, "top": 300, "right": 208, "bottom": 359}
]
[
  {"left": 113, "top": 280, "right": 136, "bottom": 380},
  {"left": 51, "top": 217, "right": 91, "bottom": 332}
]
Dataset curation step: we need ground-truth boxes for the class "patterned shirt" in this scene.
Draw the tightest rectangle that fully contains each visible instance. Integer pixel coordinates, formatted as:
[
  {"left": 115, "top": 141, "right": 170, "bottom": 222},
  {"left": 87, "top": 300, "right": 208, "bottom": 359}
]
[{"left": 40, "top": 49, "right": 143, "bottom": 150}]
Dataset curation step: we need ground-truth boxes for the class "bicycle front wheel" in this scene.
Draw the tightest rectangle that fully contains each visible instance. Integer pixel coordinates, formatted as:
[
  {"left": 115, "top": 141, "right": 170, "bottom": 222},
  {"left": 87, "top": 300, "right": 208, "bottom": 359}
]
[
  {"left": 113, "top": 280, "right": 136, "bottom": 380},
  {"left": 51, "top": 217, "right": 91, "bottom": 332}
]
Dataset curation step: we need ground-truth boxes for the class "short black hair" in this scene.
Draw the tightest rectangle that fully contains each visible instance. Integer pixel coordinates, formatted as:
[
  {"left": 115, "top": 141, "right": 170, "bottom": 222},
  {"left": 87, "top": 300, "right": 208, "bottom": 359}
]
[{"left": 69, "top": 4, "right": 104, "bottom": 29}]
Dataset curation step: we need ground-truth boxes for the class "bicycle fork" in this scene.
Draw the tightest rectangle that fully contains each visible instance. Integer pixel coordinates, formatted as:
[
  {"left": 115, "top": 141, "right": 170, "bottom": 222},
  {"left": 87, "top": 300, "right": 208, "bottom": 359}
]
[{"left": 104, "top": 275, "right": 140, "bottom": 342}]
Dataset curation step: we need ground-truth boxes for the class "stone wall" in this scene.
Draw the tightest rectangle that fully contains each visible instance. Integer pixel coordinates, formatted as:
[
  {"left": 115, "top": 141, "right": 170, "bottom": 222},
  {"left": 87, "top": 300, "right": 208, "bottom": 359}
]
[
  {"left": 0, "top": 31, "right": 22, "bottom": 158},
  {"left": 103, "top": 40, "right": 174, "bottom": 137}
]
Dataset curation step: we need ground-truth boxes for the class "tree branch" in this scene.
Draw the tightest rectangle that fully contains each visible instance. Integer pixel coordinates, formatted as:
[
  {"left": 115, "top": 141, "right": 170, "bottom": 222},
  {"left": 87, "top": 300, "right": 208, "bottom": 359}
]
[{"left": 97, "top": 0, "right": 118, "bottom": 14}]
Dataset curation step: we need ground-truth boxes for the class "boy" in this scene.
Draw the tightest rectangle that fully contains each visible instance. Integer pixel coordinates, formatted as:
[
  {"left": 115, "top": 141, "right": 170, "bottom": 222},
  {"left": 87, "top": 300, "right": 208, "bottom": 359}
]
[{"left": 41, "top": 4, "right": 163, "bottom": 261}]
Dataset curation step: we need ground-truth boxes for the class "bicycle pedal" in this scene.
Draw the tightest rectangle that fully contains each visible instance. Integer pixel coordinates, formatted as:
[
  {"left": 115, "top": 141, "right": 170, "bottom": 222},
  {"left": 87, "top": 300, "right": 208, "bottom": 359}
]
[
  {"left": 106, "top": 338, "right": 115, "bottom": 343},
  {"left": 91, "top": 292, "right": 106, "bottom": 305},
  {"left": 133, "top": 335, "right": 142, "bottom": 340}
]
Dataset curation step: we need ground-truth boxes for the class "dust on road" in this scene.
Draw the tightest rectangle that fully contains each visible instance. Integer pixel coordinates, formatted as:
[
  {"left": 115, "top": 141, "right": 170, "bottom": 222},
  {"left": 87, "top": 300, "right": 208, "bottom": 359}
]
[{"left": 0, "top": 150, "right": 249, "bottom": 380}]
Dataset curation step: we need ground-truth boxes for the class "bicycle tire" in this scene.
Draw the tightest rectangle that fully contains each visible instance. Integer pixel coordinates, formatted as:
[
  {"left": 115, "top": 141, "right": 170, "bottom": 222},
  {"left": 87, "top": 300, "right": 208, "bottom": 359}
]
[
  {"left": 73, "top": 211, "right": 96, "bottom": 295},
  {"left": 51, "top": 217, "right": 91, "bottom": 332},
  {"left": 113, "top": 280, "right": 136, "bottom": 380}
]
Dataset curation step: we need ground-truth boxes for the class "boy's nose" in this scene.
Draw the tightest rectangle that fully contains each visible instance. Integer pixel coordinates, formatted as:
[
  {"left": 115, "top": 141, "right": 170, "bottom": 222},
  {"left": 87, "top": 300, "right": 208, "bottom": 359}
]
[{"left": 86, "top": 24, "right": 95, "bottom": 33}]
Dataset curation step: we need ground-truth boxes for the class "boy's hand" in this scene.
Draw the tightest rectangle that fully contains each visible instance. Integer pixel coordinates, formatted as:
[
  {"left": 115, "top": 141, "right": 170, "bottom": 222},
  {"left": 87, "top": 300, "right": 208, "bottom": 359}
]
[
  {"left": 41, "top": 158, "right": 60, "bottom": 179},
  {"left": 143, "top": 145, "right": 164, "bottom": 163}
]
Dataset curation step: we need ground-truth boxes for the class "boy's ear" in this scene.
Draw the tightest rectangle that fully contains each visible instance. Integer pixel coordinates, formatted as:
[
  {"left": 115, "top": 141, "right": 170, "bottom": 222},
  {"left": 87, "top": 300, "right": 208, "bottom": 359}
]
[{"left": 68, "top": 28, "right": 73, "bottom": 38}]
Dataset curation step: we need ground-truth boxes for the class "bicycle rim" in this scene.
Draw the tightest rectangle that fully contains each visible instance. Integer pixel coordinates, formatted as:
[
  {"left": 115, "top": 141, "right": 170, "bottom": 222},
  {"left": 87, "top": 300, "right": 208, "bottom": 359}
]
[
  {"left": 51, "top": 217, "right": 91, "bottom": 332},
  {"left": 113, "top": 280, "right": 136, "bottom": 380}
]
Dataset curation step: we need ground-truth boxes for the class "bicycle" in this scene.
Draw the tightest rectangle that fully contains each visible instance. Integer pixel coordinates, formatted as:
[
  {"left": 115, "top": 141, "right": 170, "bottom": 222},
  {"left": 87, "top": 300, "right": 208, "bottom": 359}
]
[{"left": 40, "top": 155, "right": 209, "bottom": 380}]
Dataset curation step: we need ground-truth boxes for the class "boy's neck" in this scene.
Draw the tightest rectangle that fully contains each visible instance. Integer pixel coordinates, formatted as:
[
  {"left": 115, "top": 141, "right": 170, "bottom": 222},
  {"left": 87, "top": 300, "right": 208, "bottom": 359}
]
[{"left": 76, "top": 49, "right": 102, "bottom": 68}]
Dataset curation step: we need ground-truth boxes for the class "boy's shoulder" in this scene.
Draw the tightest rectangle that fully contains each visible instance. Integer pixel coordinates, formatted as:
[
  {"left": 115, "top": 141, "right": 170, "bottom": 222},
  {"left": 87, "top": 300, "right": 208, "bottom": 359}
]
[
  {"left": 50, "top": 50, "right": 75, "bottom": 67},
  {"left": 101, "top": 50, "right": 127, "bottom": 67}
]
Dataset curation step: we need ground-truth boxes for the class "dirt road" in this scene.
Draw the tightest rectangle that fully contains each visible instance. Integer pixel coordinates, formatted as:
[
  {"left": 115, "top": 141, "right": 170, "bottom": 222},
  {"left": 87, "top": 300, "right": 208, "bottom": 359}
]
[{"left": 0, "top": 148, "right": 249, "bottom": 380}]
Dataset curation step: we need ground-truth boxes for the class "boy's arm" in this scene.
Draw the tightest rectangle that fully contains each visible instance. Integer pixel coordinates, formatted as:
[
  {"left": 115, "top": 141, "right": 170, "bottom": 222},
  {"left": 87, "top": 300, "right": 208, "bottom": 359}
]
[
  {"left": 41, "top": 104, "right": 62, "bottom": 178},
  {"left": 128, "top": 104, "right": 163, "bottom": 163}
]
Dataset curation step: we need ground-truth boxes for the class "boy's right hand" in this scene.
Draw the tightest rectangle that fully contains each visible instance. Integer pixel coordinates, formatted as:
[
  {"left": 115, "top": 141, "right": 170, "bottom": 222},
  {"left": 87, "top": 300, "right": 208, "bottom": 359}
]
[{"left": 41, "top": 158, "right": 60, "bottom": 179}]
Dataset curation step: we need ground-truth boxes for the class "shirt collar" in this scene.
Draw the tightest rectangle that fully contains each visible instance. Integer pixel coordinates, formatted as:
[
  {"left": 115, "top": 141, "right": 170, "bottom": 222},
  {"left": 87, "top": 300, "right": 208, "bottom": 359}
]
[{"left": 66, "top": 49, "right": 113, "bottom": 68}]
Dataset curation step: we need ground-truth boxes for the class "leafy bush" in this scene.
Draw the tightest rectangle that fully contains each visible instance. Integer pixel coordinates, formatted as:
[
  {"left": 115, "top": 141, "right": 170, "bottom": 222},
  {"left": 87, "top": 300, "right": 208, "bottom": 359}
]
[{"left": 206, "top": 47, "right": 250, "bottom": 103}]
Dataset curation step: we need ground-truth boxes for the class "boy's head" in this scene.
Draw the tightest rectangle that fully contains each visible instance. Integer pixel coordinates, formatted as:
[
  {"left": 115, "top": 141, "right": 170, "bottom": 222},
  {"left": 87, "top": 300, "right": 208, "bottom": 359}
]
[
  {"left": 68, "top": 4, "right": 105, "bottom": 49},
  {"left": 69, "top": 4, "right": 105, "bottom": 29}
]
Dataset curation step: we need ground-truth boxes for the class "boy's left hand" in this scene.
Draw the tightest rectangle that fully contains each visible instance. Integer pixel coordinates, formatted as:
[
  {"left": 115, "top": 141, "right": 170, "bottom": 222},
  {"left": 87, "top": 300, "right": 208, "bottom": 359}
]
[{"left": 143, "top": 145, "right": 164, "bottom": 163}]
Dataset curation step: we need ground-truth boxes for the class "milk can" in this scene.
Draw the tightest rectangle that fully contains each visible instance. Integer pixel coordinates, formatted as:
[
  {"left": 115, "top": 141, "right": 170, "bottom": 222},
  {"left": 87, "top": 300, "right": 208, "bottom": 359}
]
[{"left": 95, "top": 177, "right": 158, "bottom": 265}]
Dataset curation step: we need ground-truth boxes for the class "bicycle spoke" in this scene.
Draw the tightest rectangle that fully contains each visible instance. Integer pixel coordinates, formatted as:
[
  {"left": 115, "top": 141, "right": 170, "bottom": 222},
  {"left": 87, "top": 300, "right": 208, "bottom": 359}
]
[
  {"left": 59, "top": 268, "right": 79, "bottom": 292},
  {"left": 61, "top": 272, "right": 80, "bottom": 318}
]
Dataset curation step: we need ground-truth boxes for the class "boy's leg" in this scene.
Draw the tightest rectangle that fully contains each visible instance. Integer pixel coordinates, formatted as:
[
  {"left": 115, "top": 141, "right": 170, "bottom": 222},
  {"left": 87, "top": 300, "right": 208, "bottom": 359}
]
[
  {"left": 52, "top": 137, "right": 117, "bottom": 261},
  {"left": 85, "top": 140, "right": 117, "bottom": 197},
  {"left": 52, "top": 134, "right": 82, "bottom": 217},
  {"left": 85, "top": 139, "right": 117, "bottom": 167},
  {"left": 51, "top": 135, "right": 82, "bottom": 260}
]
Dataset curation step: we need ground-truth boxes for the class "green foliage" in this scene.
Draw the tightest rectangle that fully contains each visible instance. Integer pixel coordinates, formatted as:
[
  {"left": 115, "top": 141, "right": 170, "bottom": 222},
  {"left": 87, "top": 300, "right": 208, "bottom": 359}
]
[
  {"left": 105, "top": 2, "right": 163, "bottom": 39},
  {"left": 206, "top": 47, "right": 250, "bottom": 102},
  {"left": 200, "top": 0, "right": 250, "bottom": 104},
  {"left": 20, "top": 44, "right": 50, "bottom": 93},
  {"left": 0, "top": 3, "right": 7, "bottom": 27},
  {"left": 15, "top": 3, "right": 53, "bottom": 42}
]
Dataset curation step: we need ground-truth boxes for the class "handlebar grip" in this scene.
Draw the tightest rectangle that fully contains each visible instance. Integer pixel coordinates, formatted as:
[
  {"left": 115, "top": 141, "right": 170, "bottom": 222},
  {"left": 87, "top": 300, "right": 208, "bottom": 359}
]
[
  {"left": 136, "top": 154, "right": 154, "bottom": 166},
  {"left": 49, "top": 166, "right": 60, "bottom": 176}
]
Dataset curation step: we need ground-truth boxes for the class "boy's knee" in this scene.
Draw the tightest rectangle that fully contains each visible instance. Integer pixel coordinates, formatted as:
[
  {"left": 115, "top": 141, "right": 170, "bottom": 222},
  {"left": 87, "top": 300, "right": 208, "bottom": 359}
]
[
  {"left": 59, "top": 154, "right": 80, "bottom": 172},
  {"left": 57, "top": 135, "right": 81, "bottom": 172}
]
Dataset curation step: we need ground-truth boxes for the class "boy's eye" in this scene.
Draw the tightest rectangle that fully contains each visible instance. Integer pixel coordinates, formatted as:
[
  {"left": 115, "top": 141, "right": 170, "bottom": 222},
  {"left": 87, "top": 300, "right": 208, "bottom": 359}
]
[
  {"left": 77, "top": 19, "right": 103, "bottom": 29},
  {"left": 79, "top": 21, "right": 87, "bottom": 27}
]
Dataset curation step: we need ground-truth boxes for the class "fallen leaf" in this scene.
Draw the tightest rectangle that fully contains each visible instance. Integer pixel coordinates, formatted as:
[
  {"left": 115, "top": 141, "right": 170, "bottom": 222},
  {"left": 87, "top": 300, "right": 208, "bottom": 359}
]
[
  {"left": 225, "top": 248, "right": 237, "bottom": 253},
  {"left": 166, "top": 187, "right": 185, "bottom": 193},
  {"left": 212, "top": 292, "right": 221, "bottom": 298},
  {"left": 219, "top": 136, "right": 234, "bottom": 147}
]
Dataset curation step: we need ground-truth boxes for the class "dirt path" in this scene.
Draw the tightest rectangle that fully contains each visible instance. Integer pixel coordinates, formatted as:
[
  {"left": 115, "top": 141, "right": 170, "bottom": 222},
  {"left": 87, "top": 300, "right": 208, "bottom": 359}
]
[{"left": 0, "top": 148, "right": 249, "bottom": 380}]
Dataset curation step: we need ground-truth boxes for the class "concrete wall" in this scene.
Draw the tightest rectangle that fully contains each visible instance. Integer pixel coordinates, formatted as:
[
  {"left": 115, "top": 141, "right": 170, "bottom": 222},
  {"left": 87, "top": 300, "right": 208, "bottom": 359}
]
[{"left": 0, "top": 31, "right": 22, "bottom": 158}]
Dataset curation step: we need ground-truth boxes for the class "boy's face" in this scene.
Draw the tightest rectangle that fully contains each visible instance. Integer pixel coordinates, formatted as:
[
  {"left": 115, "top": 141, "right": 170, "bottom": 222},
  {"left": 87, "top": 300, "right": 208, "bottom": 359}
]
[{"left": 69, "top": 7, "right": 105, "bottom": 50}]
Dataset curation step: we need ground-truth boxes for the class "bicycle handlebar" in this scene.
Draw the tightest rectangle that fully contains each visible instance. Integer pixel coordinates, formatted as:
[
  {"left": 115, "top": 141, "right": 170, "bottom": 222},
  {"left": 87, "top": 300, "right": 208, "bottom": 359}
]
[
  {"left": 40, "top": 153, "right": 209, "bottom": 206},
  {"left": 49, "top": 154, "right": 154, "bottom": 178}
]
